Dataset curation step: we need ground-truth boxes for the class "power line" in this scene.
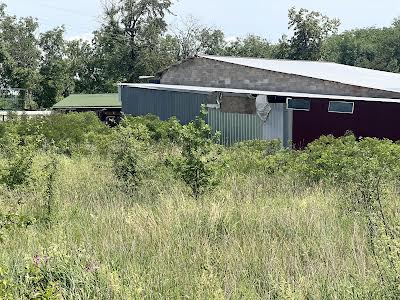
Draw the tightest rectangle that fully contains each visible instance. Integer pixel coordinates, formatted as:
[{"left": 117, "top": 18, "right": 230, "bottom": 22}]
[{"left": 34, "top": 0, "right": 101, "bottom": 19}]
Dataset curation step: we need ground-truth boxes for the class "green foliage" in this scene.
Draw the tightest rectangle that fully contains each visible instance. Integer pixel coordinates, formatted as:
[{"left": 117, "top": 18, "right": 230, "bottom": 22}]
[
  {"left": 369, "top": 217, "right": 400, "bottom": 299},
  {"left": 0, "top": 4, "right": 40, "bottom": 91},
  {"left": 0, "top": 247, "right": 115, "bottom": 299},
  {"left": 168, "top": 16, "right": 227, "bottom": 60},
  {"left": 0, "top": 123, "right": 400, "bottom": 298},
  {"left": 121, "top": 114, "right": 182, "bottom": 143},
  {"left": 264, "top": 134, "right": 400, "bottom": 187},
  {"left": 225, "top": 139, "right": 283, "bottom": 174},
  {"left": 323, "top": 22, "right": 400, "bottom": 72},
  {"left": 0, "top": 212, "right": 33, "bottom": 243},
  {"left": 111, "top": 124, "right": 150, "bottom": 189},
  {"left": 34, "top": 27, "right": 73, "bottom": 108},
  {"left": 168, "top": 110, "right": 223, "bottom": 200},
  {"left": 225, "top": 35, "right": 273, "bottom": 58},
  {"left": 93, "top": 0, "right": 173, "bottom": 85},
  {"left": 0, "top": 145, "right": 34, "bottom": 189},
  {"left": 0, "top": 264, "right": 13, "bottom": 299},
  {"left": 42, "top": 154, "right": 58, "bottom": 227},
  {"left": 0, "top": 112, "right": 111, "bottom": 156},
  {"left": 283, "top": 7, "right": 341, "bottom": 60},
  {"left": 22, "top": 263, "right": 62, "bottom": 300},
  {"left": 3, "top": 1, "right": 400, "bottom": 106}
]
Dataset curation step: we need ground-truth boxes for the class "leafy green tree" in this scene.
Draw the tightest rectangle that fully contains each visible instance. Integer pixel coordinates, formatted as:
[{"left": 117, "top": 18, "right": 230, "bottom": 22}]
[
  {"left": 168, "top": 109, "right": 223, "bottom": 200},
  {"left": 171, "top": 16, "right": 226, "bottom": 60},
  {"left": 93, "top": 0, "right": 173, "bottom": 87},
  {"left": 112, "top": 124, "right": 151, "bottom": 189},
  {"left": 323, "top": 20, "right": 400, "bottom": 73},
  {"left": 35, "top": 27, "right": 72, "bottom": 108},
  {"left": 225, "top": 35, "right": 273, "bottom": 58},
  {"left": 282, "top": 7, "right": 340, "bottom": 60},
  {"left": 199, "top": 28, "right": 226, "bottom": 55},
  {"left": 66, "top": 39, "right": 99, "bottom": 94},
  {"left": 0, "top": 3, "right": 40, "bottom": 90}
]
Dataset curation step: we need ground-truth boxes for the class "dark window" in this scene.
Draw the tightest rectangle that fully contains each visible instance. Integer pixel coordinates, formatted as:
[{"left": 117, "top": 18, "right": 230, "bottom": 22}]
[
  {"left": 328, "top": 101, "right": 354, "bottom": 114},
  {"left": 287, "top": 98, "right": 311, "bottom": 111}
]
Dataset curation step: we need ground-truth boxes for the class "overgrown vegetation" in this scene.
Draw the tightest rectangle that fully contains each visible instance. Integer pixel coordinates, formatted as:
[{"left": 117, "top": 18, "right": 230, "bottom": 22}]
[{"left": 0, "top": 113, "right": 399, "bottom": 299}]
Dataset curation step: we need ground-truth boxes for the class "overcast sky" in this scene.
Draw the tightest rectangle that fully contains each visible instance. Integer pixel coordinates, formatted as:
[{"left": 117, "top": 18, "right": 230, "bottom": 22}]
[{"left": 2, "top": 0, "right": 400, "bottom": 41}]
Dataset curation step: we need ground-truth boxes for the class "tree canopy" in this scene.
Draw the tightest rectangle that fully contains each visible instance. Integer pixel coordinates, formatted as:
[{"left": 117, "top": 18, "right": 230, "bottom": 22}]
[{"left": 0, "top": 3, "right": 399, "bottom": 108}]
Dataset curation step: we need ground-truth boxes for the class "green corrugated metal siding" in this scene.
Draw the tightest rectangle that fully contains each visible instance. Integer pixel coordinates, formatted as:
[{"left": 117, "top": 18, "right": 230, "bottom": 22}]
[{"left": 207, "top": 108, "right": 263, "bottom": 145}]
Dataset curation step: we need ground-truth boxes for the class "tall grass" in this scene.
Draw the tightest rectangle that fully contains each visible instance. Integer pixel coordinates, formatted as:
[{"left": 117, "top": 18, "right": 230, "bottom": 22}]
[
  {"left": 1, "top": 154, "right": 378, "bottom": 299},
  {"left": 0, "top": 114, "right": 398, "bottom": 299}
]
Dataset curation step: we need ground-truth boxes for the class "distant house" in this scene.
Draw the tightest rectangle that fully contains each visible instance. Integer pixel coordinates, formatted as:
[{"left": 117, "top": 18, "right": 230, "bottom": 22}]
[
  {"left": 53, "top": 94, "right": 121, "bottom": 124},
  {"left": 120, "top": 55, "right": 400, "bottom": 146}
]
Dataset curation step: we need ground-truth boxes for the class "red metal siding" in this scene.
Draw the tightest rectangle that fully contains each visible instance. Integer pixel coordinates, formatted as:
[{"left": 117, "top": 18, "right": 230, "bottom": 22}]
[{"left": 293, "top": 99, "right": 400, "bottom": 147}]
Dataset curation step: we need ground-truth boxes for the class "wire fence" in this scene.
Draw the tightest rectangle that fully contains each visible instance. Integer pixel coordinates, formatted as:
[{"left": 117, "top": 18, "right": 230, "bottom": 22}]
[{"left": 0, "top": 88, "right": 31, "bottom": 110}]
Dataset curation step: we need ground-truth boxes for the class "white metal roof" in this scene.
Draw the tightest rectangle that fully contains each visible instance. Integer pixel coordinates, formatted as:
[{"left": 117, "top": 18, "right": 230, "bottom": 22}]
[
  {"left": 120, "top": 83, "right": 400, "bottom": 104},
  {"left": 199, "top": 55, "right": 400, "bottom": 94}
]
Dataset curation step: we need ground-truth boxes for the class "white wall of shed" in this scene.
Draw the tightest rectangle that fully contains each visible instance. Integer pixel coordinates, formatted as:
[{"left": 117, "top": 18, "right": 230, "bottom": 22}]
[{"left": 262, "top": 103, "right": 292, "bottom": 147}]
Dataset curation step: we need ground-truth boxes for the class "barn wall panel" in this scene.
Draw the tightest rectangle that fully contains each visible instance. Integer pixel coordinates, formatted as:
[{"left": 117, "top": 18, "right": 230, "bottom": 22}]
[
  {"left": 121, "top": 86, "right": 208, "bottom": 124},
  {"left": 293, "top": 99, "right": 400, "bottom": 147}
]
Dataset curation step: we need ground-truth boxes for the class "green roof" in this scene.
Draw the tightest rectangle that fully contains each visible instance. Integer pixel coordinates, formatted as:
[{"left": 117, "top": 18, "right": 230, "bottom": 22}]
[{"left": 53, "top": 94, "right": 121, "bottom": 109}]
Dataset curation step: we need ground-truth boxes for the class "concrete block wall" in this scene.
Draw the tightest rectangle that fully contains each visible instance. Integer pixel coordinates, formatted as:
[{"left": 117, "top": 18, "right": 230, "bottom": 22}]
[
  {"left": 161, "top": 57, "right": 400, "bottom": 99},
  {"left": 220, "top": 95, "right": 256, "bottom": 114}
]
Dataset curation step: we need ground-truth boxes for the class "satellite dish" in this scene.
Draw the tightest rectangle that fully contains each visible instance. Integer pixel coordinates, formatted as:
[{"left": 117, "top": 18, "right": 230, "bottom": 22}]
[{"left": 255, "top": 95, "right": 272, "bottom": 122}]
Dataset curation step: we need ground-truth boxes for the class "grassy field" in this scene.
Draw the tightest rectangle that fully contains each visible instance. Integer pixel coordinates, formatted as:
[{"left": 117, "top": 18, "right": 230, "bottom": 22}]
[{"left": 0, "top": 113, "right": 399, "bottom": 299}]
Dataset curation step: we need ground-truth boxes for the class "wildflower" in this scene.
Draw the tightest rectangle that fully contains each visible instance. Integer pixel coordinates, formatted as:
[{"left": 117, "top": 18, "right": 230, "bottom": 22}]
[
  {"left": 33, "top": 254, "right": 40, "bottom": 266},
  {"left": 85, "top": 262, "right": 99, "bottom": 273}
]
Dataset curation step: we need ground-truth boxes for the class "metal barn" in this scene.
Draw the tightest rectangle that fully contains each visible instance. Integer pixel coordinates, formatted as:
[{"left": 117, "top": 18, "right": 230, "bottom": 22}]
[
  {"left": 120, "top": 84, "right": 293, "bottom": 146},
  {"left": 119, "top": 55, "right": 400, "bottom": 146},
  {"left": 120, "top": 83, "right": 400, "bottom": 147}
]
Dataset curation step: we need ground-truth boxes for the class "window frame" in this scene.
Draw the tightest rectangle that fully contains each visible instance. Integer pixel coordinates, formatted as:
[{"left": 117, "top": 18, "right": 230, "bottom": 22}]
[
  {"left": 328, "top": 101, "right": 355, "bottom": 114},
  {"left": 286, "top": 98, "right": 311, "bottom": 111}
]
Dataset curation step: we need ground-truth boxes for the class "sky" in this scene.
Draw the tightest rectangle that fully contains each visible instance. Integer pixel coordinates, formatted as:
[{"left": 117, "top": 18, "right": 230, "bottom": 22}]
[{"left": 2, "top": 0, "right": 400, "bottom": 41}]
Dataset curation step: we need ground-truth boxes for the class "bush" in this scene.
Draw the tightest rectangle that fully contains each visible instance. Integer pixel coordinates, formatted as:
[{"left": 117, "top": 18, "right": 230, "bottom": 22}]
[
  {"left": 225, "top": 139, "right": 283, "bottom": 174},
  {"left": 0, "top": 212, "right": 33, "bottom": 243},
  {"left": 0, "top": 112, "right": 112, "bottom": 156},
  {"left": 167, "top": 111, "right": 223, "bottom": 200},
  {"left": 111, "top": 124, "right": 150, "bottom": 189},
  {"left": 121, "top": 114, "right": 182, "bottom": 143}
]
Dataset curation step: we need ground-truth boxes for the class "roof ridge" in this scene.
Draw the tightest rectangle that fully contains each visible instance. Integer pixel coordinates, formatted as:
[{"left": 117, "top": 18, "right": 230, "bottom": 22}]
[
  {"left": 199, "top": 54, "right": 400, "bottom": 76},
  {"left": 197, "top": 55, "right": 400, "bottom": 94},
  {"left": 199, "top": 54, "right": 340, "bottom": 65}
]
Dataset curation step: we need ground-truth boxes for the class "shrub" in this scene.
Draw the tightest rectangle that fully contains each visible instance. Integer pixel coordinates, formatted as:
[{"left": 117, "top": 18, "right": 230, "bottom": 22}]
[
  {"left": 225, "top": 139, "right": 283, "bottom": 174},
  {"left": 0, "top": 139, "right": 37, "bottom": 190},
  {"left": 167, "top": 110, "right": 223, "bottom": 200},
  {"left": 0, "top": 112, "right": 112, "bottom": 156},
  {"left": 0, "top": 212, "right": 33, "bottom": 243},
  {"left": 121, "top": 114, "right": 183, "bottom": 143},
  {"left": 111, "top": 124, "right": 150, "bottom": 189}
]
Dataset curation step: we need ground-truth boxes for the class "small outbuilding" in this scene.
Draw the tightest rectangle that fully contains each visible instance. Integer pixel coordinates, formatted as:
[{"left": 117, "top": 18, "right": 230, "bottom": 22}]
[
  {"left": 120, "top": 55, "right": 400, "bottom": 146},
  {"left": 53, "top": 94, "right": 121, "bottom": 124}
]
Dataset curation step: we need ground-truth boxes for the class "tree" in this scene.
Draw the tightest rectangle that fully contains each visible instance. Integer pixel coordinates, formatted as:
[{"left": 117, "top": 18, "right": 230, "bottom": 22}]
[
  {"left": 171, "top": 16, "right": 226, "bottom": 60},
  {"left": 35, "top": 27, "right": 72, "bottom": 108},
  {"left": 167, "top": 108, "right": 223, "bottom": 200},
  {"left": 323, "top": 21, "right": 400, "bottom": 73},
  {"left": 93, "top": 0, "right": 173, "bottom": 86},
  {"left": 284, "top": 7, "right": 340, "bottom": 60},
  {"left": 0, "top": 3, "right": 40, "bottom": 90},
  {"left": 225, "top": 35, "right": 273, "bottom": 58},
  {"left": 198, "top": 27, "right": 226, "bottom": 55},
  {"left": 0, "top": 40, "right": 9, "bottom": 88},
  {"left": 66, "top": 39, "right": 104, "bottom": 94}
]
